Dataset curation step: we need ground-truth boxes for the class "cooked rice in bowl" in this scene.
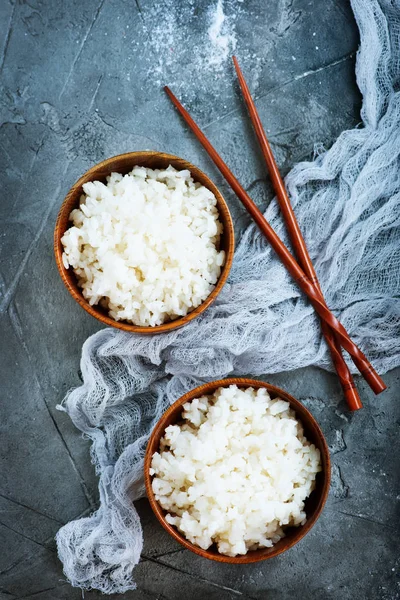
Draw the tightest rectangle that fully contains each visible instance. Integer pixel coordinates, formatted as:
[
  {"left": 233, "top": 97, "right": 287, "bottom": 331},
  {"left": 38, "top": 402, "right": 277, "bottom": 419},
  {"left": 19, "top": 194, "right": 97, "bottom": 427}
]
[
  {"left": 61, "top": 165, "right": 225, "bottom": 327},
  {"left": 150, "top": 384, "right": 321, "bottom": 557}
]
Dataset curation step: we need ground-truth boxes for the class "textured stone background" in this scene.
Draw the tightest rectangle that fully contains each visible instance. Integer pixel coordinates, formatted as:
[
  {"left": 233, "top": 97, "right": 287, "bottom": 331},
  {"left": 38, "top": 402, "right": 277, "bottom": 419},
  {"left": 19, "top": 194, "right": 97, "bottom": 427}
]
[{"left": 0, "top": 0, "right": 399, "bottom": 598}]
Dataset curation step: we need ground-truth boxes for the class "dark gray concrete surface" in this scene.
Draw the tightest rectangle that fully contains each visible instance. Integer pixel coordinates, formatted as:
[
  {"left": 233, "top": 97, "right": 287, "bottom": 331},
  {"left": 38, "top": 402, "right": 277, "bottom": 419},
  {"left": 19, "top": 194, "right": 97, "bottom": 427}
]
[{"left": 0, "top": 0, "right": 399, "bottom": 598}]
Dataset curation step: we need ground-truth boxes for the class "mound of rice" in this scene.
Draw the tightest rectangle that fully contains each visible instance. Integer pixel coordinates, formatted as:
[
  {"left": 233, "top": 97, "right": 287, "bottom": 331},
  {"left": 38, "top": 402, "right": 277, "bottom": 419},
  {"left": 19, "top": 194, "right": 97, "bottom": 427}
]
[
  {"left": 61, "top": 165, "right": 225, "bottom": 327},
  {"left": 150, "top": 385, "right": 321, "bottom": 556}
]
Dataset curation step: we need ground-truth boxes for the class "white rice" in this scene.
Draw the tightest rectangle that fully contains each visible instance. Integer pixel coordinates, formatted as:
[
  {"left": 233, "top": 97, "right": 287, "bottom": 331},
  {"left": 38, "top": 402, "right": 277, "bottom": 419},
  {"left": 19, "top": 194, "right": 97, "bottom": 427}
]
[
  {"left": 150, "top": 385, "right": 321, "bottom": 556},
  {"left": 61, "top": 165, "right": 225, "bottom": 327}
]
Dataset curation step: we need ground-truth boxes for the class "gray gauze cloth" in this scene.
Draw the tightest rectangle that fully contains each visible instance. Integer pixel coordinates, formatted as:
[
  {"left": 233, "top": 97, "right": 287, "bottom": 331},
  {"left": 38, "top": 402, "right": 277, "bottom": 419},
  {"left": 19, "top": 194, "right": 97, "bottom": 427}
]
[{"left": 56, "top": 0, "right": 400, "bottom": 593}]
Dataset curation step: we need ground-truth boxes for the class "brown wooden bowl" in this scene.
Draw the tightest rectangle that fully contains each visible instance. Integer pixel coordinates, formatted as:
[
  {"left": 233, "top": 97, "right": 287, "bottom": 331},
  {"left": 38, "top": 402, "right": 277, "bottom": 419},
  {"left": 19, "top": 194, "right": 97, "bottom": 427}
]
[
  {"left": 144, "top": 377, "right": 331, "bottom": 563},
  {"left": 54, "top": 151, "right": 234, "bottom": 334}
]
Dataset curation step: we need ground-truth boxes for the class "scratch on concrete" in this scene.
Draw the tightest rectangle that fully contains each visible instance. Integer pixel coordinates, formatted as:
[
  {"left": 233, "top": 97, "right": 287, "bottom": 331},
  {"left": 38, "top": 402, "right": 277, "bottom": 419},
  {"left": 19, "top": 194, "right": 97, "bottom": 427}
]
[
  {"left": 204, "top": 53, "right": 354, "bottom": 132},
  {"left": 72, "top": 506, "right": 93, "bottom": 521},
  {"left": 142, "top": 554, "right": 257, "bottom": 599},
  {"left": 7, "top": 304, "right": 35, "bottom": 362},
  {"left": 8, "top": 302, "right": 97, "bottom": 513},
  {"left": 0, "top": 519, "right": 49, "bottom": 551},
  {"left": 285, "top": 53, "right": 355, "bottom": 86},
  {"left": 0, "top": 140, "right": 13, "bottom": 164},
  {"left": 58, "top": 0, "right": 107, "bottom": 100},
  {"left": 269, "top": 125, "right": 301, "bottom": 139},
  {"left": 147, "top": 547, "right": 184, "bottom": 560},
  {"left": 0, "top": 1, "right": 16, "bottom": 76},
  {"left": 0, "top": 591, "right": 15, "bottom": 600},
  {"left": 0, "top": 553, "right": 27, "bottom": 579},
  {"left": 135, "top": 0, "right": 145, "bottom": 23},
  {"left": 0, "top": 541, "right": 52, "bottom": 581},
  {"left": 0, "top": 141, "right": 24, "bottom": 181},
  {"left": 13, "top": 582, "right": 69, "bottom": 599},
  {"left": 332, "top": 0, "right": 350, "bottom": 21},
  {"left": 96, "top": 111, "right": 158, "bottom": 146},
  {"left": 133, "top": 0, "right": 154, "bottom": 48},
  {"left": 87, "top": 75, "right": 103, "bottom": 113},
  {"left": 337, "top": 510, "right": 392, "bottom": 531},
  {"left": 6, "top": 286, "right": 96, "bottom": 518},
  {"left": 11, "top": 134, "right": 46, "bottom": 211},
  {"left": 0, "top": 159, "right": 71, "bottom": 314},
  {"left": 0, "top": 492, "right": 64, "bottom": 525},
  {"left": 95, "top": 111, "right": 119, "bottom": 132}
]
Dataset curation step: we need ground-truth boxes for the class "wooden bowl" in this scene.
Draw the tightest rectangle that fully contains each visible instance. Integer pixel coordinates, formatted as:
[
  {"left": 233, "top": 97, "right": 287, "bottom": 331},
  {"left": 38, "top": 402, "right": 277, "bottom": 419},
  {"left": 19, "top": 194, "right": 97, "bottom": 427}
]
[
  {"left": 144, "top": 377, "right": 331, "bottom": 563},
  {"left": 54, "top": 151, "right": 234, "bottom": 334}
]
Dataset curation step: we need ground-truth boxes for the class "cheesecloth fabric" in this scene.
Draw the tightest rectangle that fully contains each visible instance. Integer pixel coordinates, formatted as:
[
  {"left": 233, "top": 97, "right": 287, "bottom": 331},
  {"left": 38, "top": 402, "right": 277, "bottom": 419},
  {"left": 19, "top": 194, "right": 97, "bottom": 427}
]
[{"left": 56, "top": 0, "right": 400, "bottom": 592}]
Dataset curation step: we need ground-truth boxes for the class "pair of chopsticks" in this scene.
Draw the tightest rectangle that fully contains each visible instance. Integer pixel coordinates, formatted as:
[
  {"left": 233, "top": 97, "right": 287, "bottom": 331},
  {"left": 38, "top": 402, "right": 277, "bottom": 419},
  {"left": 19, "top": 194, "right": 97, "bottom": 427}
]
[{"left": 164, "top": 57, "right": 386, "bottom": 410}]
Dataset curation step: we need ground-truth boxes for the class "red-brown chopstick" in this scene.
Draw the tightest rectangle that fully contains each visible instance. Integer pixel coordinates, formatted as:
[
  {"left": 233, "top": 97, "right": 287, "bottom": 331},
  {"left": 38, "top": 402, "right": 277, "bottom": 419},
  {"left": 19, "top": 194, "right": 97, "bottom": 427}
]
[
  {"left": 232, "top": 56, "right": 362, "bottom": 411},
  {"left": 164, "top": 85, "right": 386, "bottom": 396}
]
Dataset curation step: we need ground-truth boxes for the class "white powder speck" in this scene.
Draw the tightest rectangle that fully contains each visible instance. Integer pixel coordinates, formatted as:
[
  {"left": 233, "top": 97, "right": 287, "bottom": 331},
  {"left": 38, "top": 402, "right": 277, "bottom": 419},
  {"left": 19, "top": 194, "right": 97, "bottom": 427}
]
[
  {"left": 207, "top": 0, "right": 237, "bottom": 71},
  {"left": 139, "top": 0, "right": 262, "bottom": 102},
  {"left": 145, "top": 0, "right": 238, "bottom": 82}
]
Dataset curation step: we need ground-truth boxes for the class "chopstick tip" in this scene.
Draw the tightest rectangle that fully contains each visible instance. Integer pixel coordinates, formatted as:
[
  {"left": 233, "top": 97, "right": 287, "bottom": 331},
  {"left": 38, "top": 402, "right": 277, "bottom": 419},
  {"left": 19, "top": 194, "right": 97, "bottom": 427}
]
[
  {"left": 232, "top": 56, "right": 244, "bottom": 80},
  {"left": 164, "top": 85, "right": 176, "bottom": 102}
]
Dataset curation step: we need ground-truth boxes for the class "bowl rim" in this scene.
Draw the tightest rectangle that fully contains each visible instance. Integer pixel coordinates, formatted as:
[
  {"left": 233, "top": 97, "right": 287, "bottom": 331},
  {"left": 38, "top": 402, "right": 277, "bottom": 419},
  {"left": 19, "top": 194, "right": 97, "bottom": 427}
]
[
  {"left": 54, "top": 151, "right": 235, "bottom": 334},
  {"left": 144, "top": 377, "right": 331, "bottom": 563}
]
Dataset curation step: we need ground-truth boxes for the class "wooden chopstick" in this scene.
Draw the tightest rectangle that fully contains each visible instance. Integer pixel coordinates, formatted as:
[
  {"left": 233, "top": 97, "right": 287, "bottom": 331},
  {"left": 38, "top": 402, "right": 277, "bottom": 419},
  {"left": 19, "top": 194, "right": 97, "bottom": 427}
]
[
  {"left": 164, "top": 85, "right": 386, "bottom": 397},
  {"left": 232, "top": 56, "right": 362, "bottom": 411}
]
